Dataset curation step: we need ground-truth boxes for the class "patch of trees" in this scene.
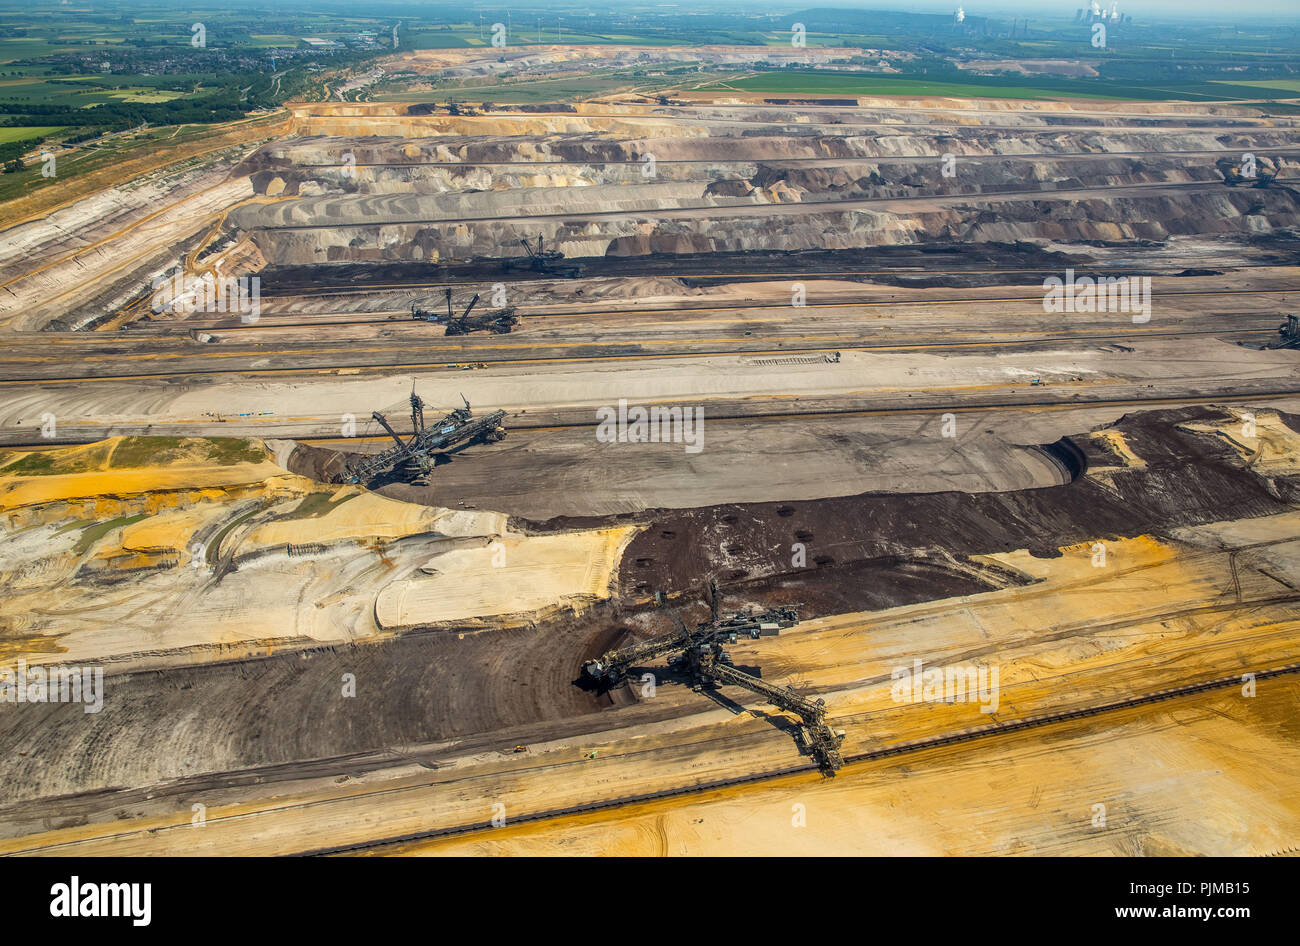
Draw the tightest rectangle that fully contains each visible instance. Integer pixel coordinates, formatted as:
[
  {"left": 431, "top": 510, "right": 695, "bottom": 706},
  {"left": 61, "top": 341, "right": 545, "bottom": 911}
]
[
  {"left": 0, "top": 87, "right": 251, "bottom": 130},
  {"left": 0, "top": 136, "right": 43, "bottom": 170}
]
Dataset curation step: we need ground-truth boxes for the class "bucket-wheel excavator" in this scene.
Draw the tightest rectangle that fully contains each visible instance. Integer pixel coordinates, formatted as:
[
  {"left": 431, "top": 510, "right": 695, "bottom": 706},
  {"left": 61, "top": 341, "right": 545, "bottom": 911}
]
[
  {"left": 507, "top": 235, "right": 582, "bottom": 278},
  {"left": 336, "top": 386, "right": 507, "bottom": 485},
  {"left": 1271, "top": 314, "right": 1299, "bottom": 350},
  {"left": 442, "top": 288, "right": 519, "bottom": 336},
  {"left": 581, "top": 581, "right": 846, "bottom": 775}
]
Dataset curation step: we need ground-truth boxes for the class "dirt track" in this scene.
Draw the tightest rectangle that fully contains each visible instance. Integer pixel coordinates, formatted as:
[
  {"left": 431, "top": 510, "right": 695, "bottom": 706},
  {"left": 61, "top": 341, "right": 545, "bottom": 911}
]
[
  {"left": 2, "top": 406, "right": 1296, "bottom": 819},
  {"left": 2, "top": 87, "right": 1299, "bottom": 856}
]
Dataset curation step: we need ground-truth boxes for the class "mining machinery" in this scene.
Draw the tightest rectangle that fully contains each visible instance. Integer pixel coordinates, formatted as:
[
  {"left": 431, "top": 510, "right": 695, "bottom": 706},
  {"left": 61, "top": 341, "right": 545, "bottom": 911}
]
[
  {"left": 580, "top": 582, "right": 844, "bottom": 774},
  {"left": 582, "top": 581, "right": 798, "bottom": 687},
  {"left": 336, "top": 388, "right": 507, "bottom": 485},
  {"left": 441, "top": 288, "right": 519, "bottom": 336},
  {"left": 409, "top": 299, "right": 445, "bottom": 323},
  {"left": 670, "top": 636, "right": 846, "bottom": 775},
  {"left": 510, "top": 235, "right": 582, "bottom": 278},
  {"left": 582, "top": 619, "right": 697, "bottom": 689},
  {"left": 1271, "top": 314, "right": 1300, "bottom": 350},
  {"left": 1217, "top": 154, "right": 1280, "bottom": 187}
]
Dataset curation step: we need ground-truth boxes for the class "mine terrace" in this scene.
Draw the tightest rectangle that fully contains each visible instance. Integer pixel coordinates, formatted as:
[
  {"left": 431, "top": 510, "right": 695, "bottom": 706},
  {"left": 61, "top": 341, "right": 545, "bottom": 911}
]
[{"left": 0, "top": 13, "right": 1298, "bottom": 858}]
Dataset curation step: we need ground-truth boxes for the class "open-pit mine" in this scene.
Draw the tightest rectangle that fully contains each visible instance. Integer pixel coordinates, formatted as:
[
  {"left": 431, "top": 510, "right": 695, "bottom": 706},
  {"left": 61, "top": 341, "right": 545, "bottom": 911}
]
[{"left": 1, "top": 41, "right": 1299, "bottom": 859}]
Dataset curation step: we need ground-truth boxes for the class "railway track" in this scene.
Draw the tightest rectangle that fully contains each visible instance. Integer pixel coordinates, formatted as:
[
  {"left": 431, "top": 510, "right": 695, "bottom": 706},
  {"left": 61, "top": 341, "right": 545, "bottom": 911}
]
[
  {"left": 292, "top": 661, "right": 1300, "bottom": 856},
  {"left": 244, "top": 179, "right": 1258, "bottom": 231},
  {"left": 281, "top": 147, "right": 1300, "bottom": 170},
  {"left": 104, "top": 249, "right": 1292, "bottom": 318},
  {"left": 4, "top": 386, "right": 1300, "bottom": 451},
  {"left": 127, "top": 290, "right": 1296, "bottom": 335},
  {"left": 108, "top": 270, "right": 1295, "bottom": 325},
  {"left": 4, "top": 659, "right": 1293, "bottom": 858},
  {"left": 104, "top": 306, "right": 1289, "bottom": 340},
  {"left": 2, "top": 339, "right": 1285, "bottom": 387},
  {"left": 3, "top": 290, "right": 1293, "bottom": 384},
  {"left": 311, "top": 387, "right": 1300, "bottom": 435}
]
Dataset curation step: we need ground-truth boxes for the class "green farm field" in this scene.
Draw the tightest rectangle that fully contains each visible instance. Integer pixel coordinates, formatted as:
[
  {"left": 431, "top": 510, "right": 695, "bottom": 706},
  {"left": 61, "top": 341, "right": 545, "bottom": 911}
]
[
  {"left": 0, "top": 125, "right": 64, "bottom": 143},
  {"left": 697, "top": 70, "right": 1298, "bottom": 102}
]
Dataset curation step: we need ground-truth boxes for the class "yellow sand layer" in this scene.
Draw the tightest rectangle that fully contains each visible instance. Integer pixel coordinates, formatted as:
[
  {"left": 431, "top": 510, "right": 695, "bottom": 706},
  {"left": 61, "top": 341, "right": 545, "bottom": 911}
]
[
  {"left": 1089, "top": 427, "right": 1147, "bottom": 470},
  {"left": 374, "top": 526, "right": 641, "bottom": 627},
  {"left": 1180, "top": 408, "right": 1300, "bottom": 474},
  {"left": 243, "top": 489, "right": 443, "bottom": 547},
  {"left": 0, "top": 435, "right": 644, "bottom": 666},
  {"left": 392, "top": 683, "right": 1300, "bottom": 857},
  {"left": 0, "top": 436, "right": 288, "bottom": 512},
  {"left": 0, "top": 464, "right": 299, "bottom": 511},
  {"left": 117, "top": 505, "right": 227, "bottom": 554}
]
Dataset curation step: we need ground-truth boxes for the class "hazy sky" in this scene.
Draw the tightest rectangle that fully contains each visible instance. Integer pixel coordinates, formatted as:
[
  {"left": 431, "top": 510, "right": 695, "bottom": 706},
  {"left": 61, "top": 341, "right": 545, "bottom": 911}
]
[
  {"left": 711, "top": 1, "right": 1300, "bottom": 22},
  {"left": 900, "top": 0, "right": 1298, "bottom": 17}
]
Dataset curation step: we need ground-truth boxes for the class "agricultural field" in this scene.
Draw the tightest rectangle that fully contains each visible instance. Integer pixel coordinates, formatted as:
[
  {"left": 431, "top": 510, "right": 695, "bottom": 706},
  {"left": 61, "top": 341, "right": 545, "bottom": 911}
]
[
  {"left": 699, "top": 69, "right": 1300, "bottom": 102},
  {"left": 373, "top": 68, "right": 729, "bottom": 104},
  {"left": 1214, "top": 77, "right": 1300, "bottom": 93},
  {"left": 0, "top": 124, "right": 61, "bottom": 143}
]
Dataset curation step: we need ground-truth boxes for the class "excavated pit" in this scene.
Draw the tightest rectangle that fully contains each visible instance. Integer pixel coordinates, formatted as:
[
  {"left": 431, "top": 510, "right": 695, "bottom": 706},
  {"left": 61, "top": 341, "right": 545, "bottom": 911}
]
[
  {"left": 2, "top": 407, "right": 1296, "bottom": 811},
  {"left": 222, "top": 113, "right": 1300, "bottom": 277},
  {"left": 258, "top": 242, "right": 1085, "bottom": 294},
  {"left": 5, "top": 87, "right": 1300, "bottom": 853}
]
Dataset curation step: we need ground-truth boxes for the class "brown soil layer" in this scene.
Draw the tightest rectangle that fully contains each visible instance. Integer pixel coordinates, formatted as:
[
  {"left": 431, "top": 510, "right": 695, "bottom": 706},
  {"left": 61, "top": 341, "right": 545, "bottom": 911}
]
[
  {"left": 2, "top": 407, "right": 1295, "bottom": 812},
  {"left": 521, "top": 407, "right": 1300, "bottom": 599},
  {"left": 256, "top": 235, "right": 1300, "bottom": 296},
  {"left": 259, "top": 243, "right": 1084, "bottom": 294}
]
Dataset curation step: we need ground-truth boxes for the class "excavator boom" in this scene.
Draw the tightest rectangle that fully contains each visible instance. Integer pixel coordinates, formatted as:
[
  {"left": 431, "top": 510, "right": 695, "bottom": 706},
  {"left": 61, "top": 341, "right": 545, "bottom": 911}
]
[
  {"left": 705, "top": 661, "right": 845, "bottom": 774},
  {"left": 372, "top": 411, "right": 410, "bottom": 453},
  {"left": 338, "top": 391, "right": 507, "bottom": 484},
  {"left": 578, "top": 582, "right": 843, "bottom": 774},
  {"left": 582, "top": 604, "right": 797, "bottom": 686}
]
